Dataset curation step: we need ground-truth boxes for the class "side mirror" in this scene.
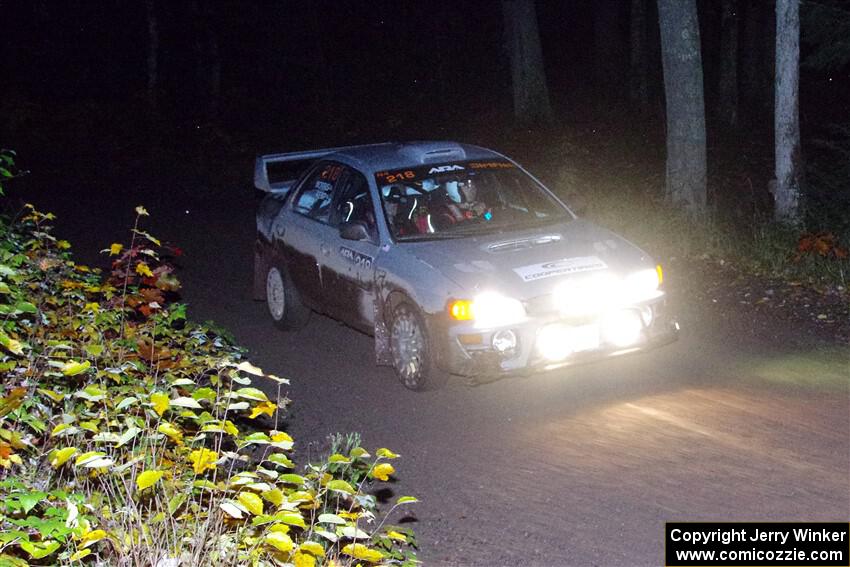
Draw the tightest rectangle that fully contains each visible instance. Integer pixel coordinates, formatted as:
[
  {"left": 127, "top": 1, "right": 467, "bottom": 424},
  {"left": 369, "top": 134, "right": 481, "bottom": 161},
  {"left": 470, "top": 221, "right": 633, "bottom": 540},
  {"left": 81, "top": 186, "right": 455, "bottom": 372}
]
[{"left": 339, "top": 221, "right": 370, "bottom": 241}]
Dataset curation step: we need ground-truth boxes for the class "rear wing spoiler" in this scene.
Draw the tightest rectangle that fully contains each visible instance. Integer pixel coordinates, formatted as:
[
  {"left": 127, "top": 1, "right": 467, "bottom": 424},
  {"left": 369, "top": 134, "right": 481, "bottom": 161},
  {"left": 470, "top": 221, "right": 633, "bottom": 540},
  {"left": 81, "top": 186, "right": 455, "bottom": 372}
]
[{"left": 254, "top": 144, "right": 385, "bottom": 193}]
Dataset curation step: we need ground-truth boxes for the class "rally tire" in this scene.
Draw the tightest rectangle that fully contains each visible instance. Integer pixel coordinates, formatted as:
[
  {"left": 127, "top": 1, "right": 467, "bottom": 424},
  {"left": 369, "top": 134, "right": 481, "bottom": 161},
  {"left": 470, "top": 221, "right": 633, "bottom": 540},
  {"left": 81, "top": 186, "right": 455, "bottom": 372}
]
[
  {"left": 388, "top": 303, "right": 448, "bottom": 391},
  {"left": 265, "top": 262, "right": 311, "bottom": 331}
]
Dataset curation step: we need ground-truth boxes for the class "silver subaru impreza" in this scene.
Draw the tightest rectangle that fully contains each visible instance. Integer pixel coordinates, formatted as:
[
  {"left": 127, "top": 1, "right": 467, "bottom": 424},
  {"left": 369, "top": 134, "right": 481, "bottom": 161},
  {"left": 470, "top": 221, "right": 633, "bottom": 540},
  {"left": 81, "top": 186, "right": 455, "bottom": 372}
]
[{"left": 253, "top": 141, "right": 678, "bottom": 390}]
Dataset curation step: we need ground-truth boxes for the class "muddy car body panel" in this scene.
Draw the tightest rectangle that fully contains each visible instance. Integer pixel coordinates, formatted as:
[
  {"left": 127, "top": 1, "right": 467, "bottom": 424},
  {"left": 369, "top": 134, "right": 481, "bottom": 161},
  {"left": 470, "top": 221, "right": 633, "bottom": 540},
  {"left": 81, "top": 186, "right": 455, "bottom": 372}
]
[{"left": 254, "top": 142, "right": 679, "bottom": 386}]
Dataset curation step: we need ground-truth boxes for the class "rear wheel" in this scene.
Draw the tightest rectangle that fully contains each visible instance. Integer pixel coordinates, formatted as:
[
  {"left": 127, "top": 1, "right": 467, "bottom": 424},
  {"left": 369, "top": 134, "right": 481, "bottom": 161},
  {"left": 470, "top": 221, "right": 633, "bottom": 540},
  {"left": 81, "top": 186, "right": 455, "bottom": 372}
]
[
  {"left": 389, "top": 303, "right": 447, "bottom": 390},
  {"left": 265, "top": 263, "right": 310, "bottom": 330}
]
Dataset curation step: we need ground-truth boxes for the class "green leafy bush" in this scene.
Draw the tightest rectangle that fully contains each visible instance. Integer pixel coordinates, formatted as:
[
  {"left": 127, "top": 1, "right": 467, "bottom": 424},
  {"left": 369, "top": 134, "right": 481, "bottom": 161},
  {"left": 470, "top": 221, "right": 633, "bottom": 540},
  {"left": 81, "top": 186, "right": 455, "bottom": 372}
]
[{"left": 0, "top": 197, "right": 418, "bottom": 565}]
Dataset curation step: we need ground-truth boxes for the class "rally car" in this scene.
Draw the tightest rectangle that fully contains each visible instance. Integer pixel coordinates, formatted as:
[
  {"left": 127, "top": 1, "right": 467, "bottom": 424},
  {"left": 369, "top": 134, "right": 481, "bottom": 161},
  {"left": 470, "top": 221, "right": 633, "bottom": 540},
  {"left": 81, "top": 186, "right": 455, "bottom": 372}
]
[{"left": 253, "top": 142, "right": 678, "bottom": 390}]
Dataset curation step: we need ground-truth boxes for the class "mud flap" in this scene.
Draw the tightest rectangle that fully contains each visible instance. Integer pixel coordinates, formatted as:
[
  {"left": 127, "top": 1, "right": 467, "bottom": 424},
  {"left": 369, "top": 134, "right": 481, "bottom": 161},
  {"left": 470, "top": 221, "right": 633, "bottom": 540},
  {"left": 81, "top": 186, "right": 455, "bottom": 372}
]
[
  {"left": 373, "top": 276, "right": 392, "bottom": 366},
  {"left": 253, "top": 240, "right": 267, "bottom": 301},
  {"left": 372, "top": 270, "right": 393, "bottom": 366},
  {"left": 374, "top": 319, "right": 392, "bottom": 366}
]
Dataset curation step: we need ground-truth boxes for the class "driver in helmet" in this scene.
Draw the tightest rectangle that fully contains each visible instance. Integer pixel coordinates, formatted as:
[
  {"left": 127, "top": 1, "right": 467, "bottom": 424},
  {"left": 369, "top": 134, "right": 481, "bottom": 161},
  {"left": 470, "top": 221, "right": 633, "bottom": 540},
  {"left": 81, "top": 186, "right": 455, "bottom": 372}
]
[{"left": 442, "top": 178, "right": 488, "bottom": 223}]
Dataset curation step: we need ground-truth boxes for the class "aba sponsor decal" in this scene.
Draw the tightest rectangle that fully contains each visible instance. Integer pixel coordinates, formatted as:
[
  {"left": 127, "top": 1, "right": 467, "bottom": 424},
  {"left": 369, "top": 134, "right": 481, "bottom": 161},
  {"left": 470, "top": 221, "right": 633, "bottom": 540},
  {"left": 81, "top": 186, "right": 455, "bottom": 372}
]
[
  {"left": 340, "top": 247, "right": 374, "bottom": 270},
  {"left": 428, "top": 164, "right": 465, "bottom": 174},
  {"left": 513, "top": 256, "right": 608, "bottom": 282}
]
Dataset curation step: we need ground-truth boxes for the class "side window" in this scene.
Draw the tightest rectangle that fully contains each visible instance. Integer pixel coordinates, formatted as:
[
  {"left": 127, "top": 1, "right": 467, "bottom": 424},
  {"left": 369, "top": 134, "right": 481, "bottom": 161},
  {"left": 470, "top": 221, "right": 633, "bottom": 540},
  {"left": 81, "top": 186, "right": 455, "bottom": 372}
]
[
  {"left": 293, "top": 162, "right": 345, "bottom": 223},
  {"left": 332, "top": 170, "right": 377, "bottom": 241}
]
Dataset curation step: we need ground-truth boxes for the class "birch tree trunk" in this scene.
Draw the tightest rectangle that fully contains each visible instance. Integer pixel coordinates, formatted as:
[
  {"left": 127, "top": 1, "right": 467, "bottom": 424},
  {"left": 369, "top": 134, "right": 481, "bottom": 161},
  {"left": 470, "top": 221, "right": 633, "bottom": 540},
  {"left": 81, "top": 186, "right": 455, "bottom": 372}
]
[
  {"left": 502, "top": 0, "right": 553, "bottom": 123},
  {"left": 657, "top": 0, "right": 707, "bottom": 213},
  {"left": 629, "top": 0, "right": 649, "bottom": 109},
  {"left": 145, "top": 0, "right": 159, "bottom": 111},
  {"left": 773, "top": 0, "right": 802, "bottom": 223},
  {"left": 718, "top": 0, "right": 739, "bottom": 126}
]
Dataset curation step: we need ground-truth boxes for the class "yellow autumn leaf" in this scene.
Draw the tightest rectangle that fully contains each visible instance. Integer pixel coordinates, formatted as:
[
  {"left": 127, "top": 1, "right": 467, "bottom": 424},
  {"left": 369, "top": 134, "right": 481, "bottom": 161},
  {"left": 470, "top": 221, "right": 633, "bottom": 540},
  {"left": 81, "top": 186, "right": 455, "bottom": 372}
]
[
  {"left": 261, "top": 488, "right": 283, "bottom": 507},
  {"left": 341, "top": 543, "right": 384, "bottom": 563},
  {"left": 136, "top": 470, "right": 165, "bottom": 491},
  {"left": 271, "top": 431, "right": 293, "bottom": 443},
  {"left": 50, "top": 447, "right": 78, "bottom": 468},
  {"left": 61, "top": 360, "right": 91, "bottom": 376},
  {"left": 223, "top": 420, "right": 239, "bottom": 436},
  {"left": 80, "top": 529, "right": 108, "bottom": 548},
  {"left": 150, "top": 392, "right": 169, "bottom": 416},
  {"left": 75, "top": 451, "right": 105, "bottom": 466},
  {"left": 51, "top": 423, "right": 73, "bottom": 437},
  {"left": 109, "top": 243, "right": 123, "bottom": 256},
  {"left": 70, "top": 548, "right": 92, "bottom": 561},
  {"left": 189, "top": 448, "right": 218, "bottom": 475},
  {"left": 38, "top": 389, "right": 65, "bottom": 403},
  {"left": 376, "top": 448, "right": 399, "bottom": 459},
  {"left": 57, "top": 240, "right": 71, "bottom": 249},
  {"left": 370, "top": 462, "right": 395, "bottom": 481},
  {"left": 387, "top": 530, "right": 407, "bottom": 543},
  {"left": 298, "top": 541, "right": 326, "bottom": 557},
  {"left": 135, "top": 262, "right": 154, "bottom": 278},
  {"left": 249, "top": 401, "right": 277, "bottom": 419},
  {"left": 237, "top": 491, "right": 264, "bottom": 516},
  {"left": 5, "top": 338, "right": 23, "bottom": 355},
  {"left": 293, "top": 551, "right": 316, "bottom": 567},
  {"left": 157, "top": 422, "right": 183, "bottom": 445},
  {"left": 83, "top": 302, "right": 99, "bottom": 313},
  {"left": 265, "top": 530, "right": 294, "bottom": 553}
]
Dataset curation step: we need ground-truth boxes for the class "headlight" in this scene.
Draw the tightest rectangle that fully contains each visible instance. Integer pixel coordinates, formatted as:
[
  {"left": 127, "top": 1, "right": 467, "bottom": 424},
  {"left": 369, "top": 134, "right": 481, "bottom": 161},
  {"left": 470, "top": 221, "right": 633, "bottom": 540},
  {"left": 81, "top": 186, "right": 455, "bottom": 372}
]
[
  {"left": 448, "top": 292, "right": 526, "bottom": 328},
  {"left": 622, "top": 266, "right": 662, "bottom": 303}
]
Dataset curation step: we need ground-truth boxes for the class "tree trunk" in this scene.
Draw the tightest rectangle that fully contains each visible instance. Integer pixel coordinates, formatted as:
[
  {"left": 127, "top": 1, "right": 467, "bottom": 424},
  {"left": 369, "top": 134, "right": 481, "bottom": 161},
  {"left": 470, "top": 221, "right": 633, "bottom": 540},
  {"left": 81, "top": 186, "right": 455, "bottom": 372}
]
[
  {"left": 718, "top": 0, "right": 739, "bottom": 126},
  {"left": 629, "top": 0, "right": 650, "bottom": 109},
  {"left": 502, "top": 0, "right": 553, "bottom": 123},
  {"left": 657, "top": 0, "right": 707, "bottom": 213},
  {"left": 145, "top": 0, "right": 159, "bottom": 111},
  {"left": 773, "top": 0, "right": 802, "bottom": 223}
]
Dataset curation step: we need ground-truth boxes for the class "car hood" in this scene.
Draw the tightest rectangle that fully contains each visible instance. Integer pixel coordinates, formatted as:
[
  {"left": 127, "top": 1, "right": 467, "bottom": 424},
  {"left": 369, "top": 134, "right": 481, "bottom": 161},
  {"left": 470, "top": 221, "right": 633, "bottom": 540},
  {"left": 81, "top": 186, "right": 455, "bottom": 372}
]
[{"left": 404, "top": 219, "right": 654, "bottom": 300}]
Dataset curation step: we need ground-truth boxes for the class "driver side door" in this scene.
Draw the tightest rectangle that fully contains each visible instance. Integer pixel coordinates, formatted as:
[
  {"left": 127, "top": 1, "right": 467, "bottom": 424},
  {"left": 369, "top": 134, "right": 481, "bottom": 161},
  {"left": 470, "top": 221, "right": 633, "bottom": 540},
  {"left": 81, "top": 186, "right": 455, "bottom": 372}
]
[{"left": 319, "top": 167, "right": 380, "bottom": 332}]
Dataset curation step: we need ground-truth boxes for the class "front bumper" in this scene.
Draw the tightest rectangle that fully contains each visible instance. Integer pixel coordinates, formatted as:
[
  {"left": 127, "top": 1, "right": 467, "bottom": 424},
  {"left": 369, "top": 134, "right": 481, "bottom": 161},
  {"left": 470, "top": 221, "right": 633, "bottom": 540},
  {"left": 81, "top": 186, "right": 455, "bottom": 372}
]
[{"left": 438, "top": 299, "right": 679, "bottom": 378}]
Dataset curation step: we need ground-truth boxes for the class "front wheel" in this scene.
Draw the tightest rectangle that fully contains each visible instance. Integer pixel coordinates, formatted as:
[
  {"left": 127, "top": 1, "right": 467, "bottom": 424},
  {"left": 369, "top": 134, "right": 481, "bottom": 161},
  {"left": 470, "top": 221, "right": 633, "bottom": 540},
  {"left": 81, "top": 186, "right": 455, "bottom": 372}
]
[
  {"left": 389, "top": 303, "right": 447, "bottom": 390},
  {"left": 265, "top": 263, "right": 311, "bottom": 331}
]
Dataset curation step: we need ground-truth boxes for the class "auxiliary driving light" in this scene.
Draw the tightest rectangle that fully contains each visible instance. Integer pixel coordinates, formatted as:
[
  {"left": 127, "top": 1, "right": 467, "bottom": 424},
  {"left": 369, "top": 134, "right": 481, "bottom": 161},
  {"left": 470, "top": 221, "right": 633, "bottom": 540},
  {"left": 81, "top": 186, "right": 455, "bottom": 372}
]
[
  {"left": 492, "top": 329, "right": 518, "bottom": 354},
  {"left": 537, "top": 324, "right": 572, "bottom": 362},
  {"left": 601, "top": 309, "right": 644, "bottom": 348}
]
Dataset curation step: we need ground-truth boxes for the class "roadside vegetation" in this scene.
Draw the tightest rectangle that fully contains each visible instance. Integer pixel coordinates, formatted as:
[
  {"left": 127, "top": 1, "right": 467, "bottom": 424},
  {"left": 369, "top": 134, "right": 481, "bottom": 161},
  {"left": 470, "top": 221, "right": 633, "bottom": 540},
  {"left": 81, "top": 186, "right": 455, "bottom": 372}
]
[
  {"left": 0, "top": 156, "right": 418, "bottom": 566},
  {"left": 581, "top": 188, "right": 848, "bottom": 290},
  {"left": 531, "top": 128, "right": 850, "bottom": 295}
]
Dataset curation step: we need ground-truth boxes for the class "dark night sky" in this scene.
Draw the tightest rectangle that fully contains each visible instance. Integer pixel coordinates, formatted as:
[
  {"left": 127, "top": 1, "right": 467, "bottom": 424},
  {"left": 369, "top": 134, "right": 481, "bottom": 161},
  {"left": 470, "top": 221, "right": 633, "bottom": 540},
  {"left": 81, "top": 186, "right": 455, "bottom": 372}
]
[
  {"left": 3, "top": 2, "right": 653, "bottom": 131},
  {"left": 1, "top": 1, "right": 847, "bottom": 163}
]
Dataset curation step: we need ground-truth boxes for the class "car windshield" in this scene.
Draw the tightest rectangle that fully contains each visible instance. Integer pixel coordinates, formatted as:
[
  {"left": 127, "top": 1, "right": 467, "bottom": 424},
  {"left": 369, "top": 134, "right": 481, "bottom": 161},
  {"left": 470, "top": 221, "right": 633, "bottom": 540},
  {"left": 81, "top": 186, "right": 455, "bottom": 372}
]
[{"left": 375, "top": 160, "right": 570, "bottom": 240}]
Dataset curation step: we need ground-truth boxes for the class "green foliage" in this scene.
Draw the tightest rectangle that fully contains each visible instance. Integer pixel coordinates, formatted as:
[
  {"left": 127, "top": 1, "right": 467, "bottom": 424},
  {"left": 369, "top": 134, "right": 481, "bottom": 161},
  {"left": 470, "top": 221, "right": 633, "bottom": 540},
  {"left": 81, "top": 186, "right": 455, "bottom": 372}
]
[
  {"left": 575, "top": 184, "right": 849, "bottom": 288},
  {"left": 0, "top": 204, "right": 418, "bottom": 566},
  {"left": 806, "top": 124, "right": 850, "bottom": 237},
  {"left": 0, "top": 150, "right": 18, "bottom": 195}
]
